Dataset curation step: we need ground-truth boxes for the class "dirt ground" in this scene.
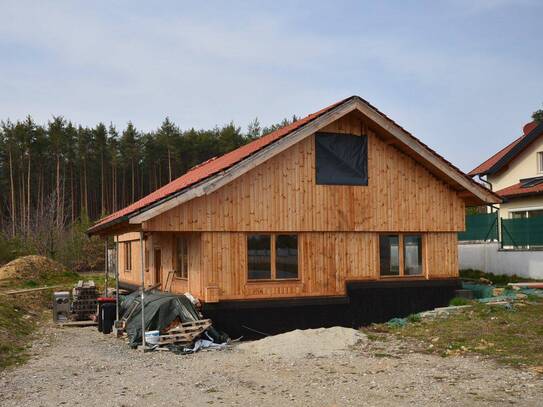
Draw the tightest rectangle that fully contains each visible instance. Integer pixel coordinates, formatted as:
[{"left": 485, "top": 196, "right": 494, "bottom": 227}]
[{"left": 1, "top": 324, "right": 542, "bottom": 407}]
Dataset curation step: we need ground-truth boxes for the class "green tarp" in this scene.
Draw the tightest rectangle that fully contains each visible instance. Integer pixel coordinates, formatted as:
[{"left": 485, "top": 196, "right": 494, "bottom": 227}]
[
  {"left": 120, "top": 291, "right": 227, "bottom": 348},
  {"left": 458, "top": 213, "right": 498, "bottom": 241},
  {"left": 502, "top": 216, "right": 543, "bottom": 247}
]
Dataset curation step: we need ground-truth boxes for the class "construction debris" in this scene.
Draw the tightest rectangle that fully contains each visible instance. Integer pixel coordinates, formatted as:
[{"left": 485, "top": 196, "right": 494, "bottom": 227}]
[
  {"left": 118, "top": 291, "right": 228, "bottom": 351},
  {"left": 71, "top": 281, "right": 99, "bottom": 321}
]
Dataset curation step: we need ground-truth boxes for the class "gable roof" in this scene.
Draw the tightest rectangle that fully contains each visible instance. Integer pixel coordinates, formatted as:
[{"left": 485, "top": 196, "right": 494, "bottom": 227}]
[
  {"left": 88, "top": 95, "right": 500, "bottom": 235},
  {"left": 469, "top": 121, "right": 543, "bottom": 177}
]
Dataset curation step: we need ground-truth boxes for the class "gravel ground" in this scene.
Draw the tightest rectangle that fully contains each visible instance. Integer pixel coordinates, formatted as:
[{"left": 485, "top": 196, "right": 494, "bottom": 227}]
[{"left": 1, "top": 324, "right": 542, "bottom": 407}]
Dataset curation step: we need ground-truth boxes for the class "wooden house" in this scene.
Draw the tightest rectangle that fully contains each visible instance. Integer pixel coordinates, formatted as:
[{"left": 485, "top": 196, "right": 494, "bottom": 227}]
[{"left": 88, "top": 96, "right": 500, "bottom": 335}]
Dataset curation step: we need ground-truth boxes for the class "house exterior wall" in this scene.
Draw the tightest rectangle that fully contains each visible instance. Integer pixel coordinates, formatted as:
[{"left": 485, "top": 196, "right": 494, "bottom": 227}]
[
  {"left": 120, "top": 113, "right": 464, "bottom": 302},
  {"left": 488, "top": 136, "right": 543, "bottom": 191},
  {"left": 116, "top": 232, "right": 150, "bottom": 287},
  {"left": 497, "top": 195, "right": 543, "bottom": 219},
  {"left": 486, "top": 135, "right": 543, "bottom": 219},
  {"left": 144, "top": 113, "right": 465, "bottom": 233}
]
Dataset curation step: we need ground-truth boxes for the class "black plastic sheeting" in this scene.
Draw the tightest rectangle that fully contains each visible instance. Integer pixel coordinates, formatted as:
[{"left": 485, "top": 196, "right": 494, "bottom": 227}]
[
  {"left": 315, "top": 132, "right": 368, "bottom": 185},
  {"left": 120, "top": 291, "right": 228, "bottom": 348}
]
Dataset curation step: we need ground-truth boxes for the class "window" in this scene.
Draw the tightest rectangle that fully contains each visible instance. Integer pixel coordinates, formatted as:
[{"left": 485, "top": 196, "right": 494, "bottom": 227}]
[
  {"left": 315, "top": 132, "right": 368, "bottom": 185},
  {"left": 380, "top": 234, "right": 423, "bottom": 276},
  {"left": 247, "top": 234, "right": 298, "bottom": 280},
  {"left": 379, "top": 235, "right": 399, "bottom": 276},
  {"left": 276, "top": 235, "right": 298, "bottom": 279},
  {"left": 538, "top": 152, "right": 543, "bottom": 173},
  {"left": 247, "top": 235, "right": 271, "bottom": 280},
  {"left": 175, "top": 235, "right": 189, "bottom": 279},
  {"left": 404, "top": 235, "right": 423, "bottom": 275},
  {"left": 124, "top": 242, "right": 132, "bottom": 272}
]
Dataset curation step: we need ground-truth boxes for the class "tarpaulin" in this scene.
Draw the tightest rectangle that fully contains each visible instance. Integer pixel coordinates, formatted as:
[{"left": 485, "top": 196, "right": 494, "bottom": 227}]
[
  {"left": 315, "top": 132, "right": 368, "bottom": 185},
  {"left": 120, "top": 291, "right": 228, "bottom": 348}
]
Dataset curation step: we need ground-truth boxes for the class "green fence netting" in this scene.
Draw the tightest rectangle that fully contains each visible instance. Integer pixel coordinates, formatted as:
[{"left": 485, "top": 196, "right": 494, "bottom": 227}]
[
  {"left": 501, "top": 216, "right": 543, "bottom": 247},
  {"left": 458, "top": 213, "right": 498, "bottom": 241}
]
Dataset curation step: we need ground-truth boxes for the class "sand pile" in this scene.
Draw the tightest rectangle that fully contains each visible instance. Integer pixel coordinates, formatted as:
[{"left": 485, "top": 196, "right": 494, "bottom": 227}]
[
  {"left": 0, "top": 255, "right": 66, "bottom": 281},
  {"left": 238, "top": 326, "right": 366, "bottom": 358}
]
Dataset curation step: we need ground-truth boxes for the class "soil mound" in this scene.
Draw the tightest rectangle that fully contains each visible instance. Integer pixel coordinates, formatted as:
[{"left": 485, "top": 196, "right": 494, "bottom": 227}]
[
  {"left": 238, "top": 326, "right": 366, "bottom": 358},
  {"left": 0, "top": 255, "right": 66, "bottom": 282}
]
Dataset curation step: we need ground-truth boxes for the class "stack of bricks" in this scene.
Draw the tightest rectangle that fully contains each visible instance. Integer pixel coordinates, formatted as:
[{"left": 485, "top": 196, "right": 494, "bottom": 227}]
[{"left": 71, "top": 280, "right": 98, "bottom": 321}]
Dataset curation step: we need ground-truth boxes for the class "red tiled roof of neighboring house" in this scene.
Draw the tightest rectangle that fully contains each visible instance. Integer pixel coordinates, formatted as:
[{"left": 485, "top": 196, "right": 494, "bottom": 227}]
[
  {"left": 495, "top": 182, "right": 543, "bottom": 198},
  {"left": 468, "top": 134, "right": 525, "bottom": 176},
  {"left": 87, "top": 98, "right": 346, "bottom": 233},
  {"left": 468, "top": 121, "right": 541, "bottom": 176}
]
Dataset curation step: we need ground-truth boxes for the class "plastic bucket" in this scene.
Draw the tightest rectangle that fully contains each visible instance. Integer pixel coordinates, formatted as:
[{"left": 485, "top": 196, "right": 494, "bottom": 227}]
[{"left": 145, "top": 330, "right": 160, "bottom": 345}]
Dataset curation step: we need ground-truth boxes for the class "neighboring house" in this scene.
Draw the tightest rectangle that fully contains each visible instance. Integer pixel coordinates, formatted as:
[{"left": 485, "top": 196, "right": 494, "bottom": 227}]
[
  {"left": 469, "top": 120, "right": 543, "bottom": 220},
  {"left": 88, "top": 96, "right": 499, "bottom": 335}
]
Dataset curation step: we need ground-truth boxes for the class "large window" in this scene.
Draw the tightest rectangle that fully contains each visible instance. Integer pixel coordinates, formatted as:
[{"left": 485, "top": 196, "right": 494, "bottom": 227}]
[
  {"left": 276, "top": 235, "right": 298, "bottom": 279},
  {"left": 175, "top": 235, "right": 189, "bottom": 279},
  {"left": 538, "top": 152, "right": 543, "bottom": 173},
  {"left": 315, "top": 132, "right": 368, "bottom": 185},
  {"left": 380, "top": 234, "right": 423, "bottom": 277},
  {"left": 379, "top": 235, "right": 399, "bottom": 276},
  {"left": 247, "top": 234, "right": 298, "bottom": 280},
  {"left": 404, "top": 235, "right": 423, "bottom": 275},
  {"left": 124, "top": 242, "right": 132, "bottom": 272}
]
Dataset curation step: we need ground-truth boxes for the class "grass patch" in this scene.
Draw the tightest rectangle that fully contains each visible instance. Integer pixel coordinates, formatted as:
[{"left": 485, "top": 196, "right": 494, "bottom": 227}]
[
  {"left": 0, "top": 270, "right": 111, "bottom": 370},
  {"left": 449, "top": 297, "right": 471, "bottom": 306},
  {"left": 0, "top": 292, "right": 49, "bottom": 369},
  {"left": 460, "top": 269, "right": 536, "bottom": 286},
  {"left": 367, "top": 299, "right": 543, "bottom": 368}
]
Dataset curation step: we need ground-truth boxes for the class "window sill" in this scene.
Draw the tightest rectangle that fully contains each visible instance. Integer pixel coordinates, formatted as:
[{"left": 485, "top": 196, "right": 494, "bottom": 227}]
[
  {"left": 247, "top": 278, "right": 301, "bottom": 284},
  {"left": 379, "top": 275, "right": 425, "bottom": 279},
  {"left": 174, "top": 276, "right": 188, "bottom": 281}
]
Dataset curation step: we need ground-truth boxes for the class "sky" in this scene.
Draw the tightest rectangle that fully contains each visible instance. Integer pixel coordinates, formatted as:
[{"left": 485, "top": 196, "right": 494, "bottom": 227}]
[{"left": 1, "top": 0, "right": 542, "bottom": 172}]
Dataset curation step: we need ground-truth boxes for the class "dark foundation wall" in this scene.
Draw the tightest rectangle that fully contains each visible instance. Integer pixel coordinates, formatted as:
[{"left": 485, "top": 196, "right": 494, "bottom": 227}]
[{"left": 203, "top": 279, "right": 460, "bottom": 339}]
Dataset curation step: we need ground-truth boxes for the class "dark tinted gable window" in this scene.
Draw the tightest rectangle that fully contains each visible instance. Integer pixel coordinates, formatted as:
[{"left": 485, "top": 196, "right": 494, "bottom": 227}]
[
  {"left": 247, "top": 235, "right": 271, "bottom": 280},
  {"left": 315, "top": 132, "right": 368, "bottom": 185}
]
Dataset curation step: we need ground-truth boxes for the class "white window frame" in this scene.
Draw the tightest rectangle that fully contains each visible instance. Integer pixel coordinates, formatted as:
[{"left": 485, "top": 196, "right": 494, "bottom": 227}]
[{"left": 538, "top": 151, "right": 543, "bottom": 174}]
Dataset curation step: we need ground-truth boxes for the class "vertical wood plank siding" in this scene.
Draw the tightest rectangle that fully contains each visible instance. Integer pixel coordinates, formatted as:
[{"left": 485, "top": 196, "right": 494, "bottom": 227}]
[
  {"left": 122, "top": 113, "right": 463, "bottom": 301},
  {"left": 145, "top": 114, "right": 465, "bottom": 232}
]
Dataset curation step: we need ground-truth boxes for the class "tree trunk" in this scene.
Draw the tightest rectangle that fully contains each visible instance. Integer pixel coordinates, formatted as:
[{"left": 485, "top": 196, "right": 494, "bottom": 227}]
[
  {"left": 27, "top": 151, "right": 31, "bottom": 231},
  {"left": 56, "top": 154, "right": 61, "bottom": 227},
  {"left": 168, "top": 148, "right": 172, "bottom": 182}
]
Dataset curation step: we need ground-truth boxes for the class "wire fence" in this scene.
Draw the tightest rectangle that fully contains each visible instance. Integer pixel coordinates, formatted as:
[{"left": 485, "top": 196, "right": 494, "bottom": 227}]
[{"left": 458, "top": 213, "right": 498, "bottom": 242}]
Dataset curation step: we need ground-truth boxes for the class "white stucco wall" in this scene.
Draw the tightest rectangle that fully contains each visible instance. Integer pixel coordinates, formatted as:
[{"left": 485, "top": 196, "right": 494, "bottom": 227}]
[{"left": 459, "top": 242, "right": 543, "bottom": 279}]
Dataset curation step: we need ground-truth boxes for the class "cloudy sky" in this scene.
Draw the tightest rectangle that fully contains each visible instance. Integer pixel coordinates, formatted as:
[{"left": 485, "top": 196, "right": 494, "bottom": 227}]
[{"left": 1, "top": 0, "right": 542, "bottom": 171}]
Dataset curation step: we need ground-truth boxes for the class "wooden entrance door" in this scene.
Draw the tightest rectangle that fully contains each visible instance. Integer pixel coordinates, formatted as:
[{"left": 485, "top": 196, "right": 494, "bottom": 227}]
[{"left": 154, "top": 248, "right": 162, "bottom": 285}]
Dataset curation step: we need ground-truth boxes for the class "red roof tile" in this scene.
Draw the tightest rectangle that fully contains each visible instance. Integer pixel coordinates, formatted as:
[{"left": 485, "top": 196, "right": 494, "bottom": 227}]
[
  {"left": 495, "top": 182, "right": 543, "bottom": 198},
  {"left": 88, "top": 98, "right": 346, "bottom": 233},
  {"left": 468, "top": 134, "right": 525, "bottom": 176},
  {"left": 468, "top": 121, "right": 540, "bottom": 176}
]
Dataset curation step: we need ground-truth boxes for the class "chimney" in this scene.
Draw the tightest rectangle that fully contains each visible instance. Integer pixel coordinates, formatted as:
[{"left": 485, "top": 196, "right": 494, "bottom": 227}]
[{"left": 523, "top": 121, "right": 538, "bottom": 136}]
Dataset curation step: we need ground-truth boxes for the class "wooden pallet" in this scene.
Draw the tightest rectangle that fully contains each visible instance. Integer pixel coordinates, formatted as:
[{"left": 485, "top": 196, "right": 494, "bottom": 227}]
[
  {"left": 156, "top": 319, "right": 212, "bottom": 345},
  {"left": 167, "top": 319, "right": 211, "bottom": 334}
]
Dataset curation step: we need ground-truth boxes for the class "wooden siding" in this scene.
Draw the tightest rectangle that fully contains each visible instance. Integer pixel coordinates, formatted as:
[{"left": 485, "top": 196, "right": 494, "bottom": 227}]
[
  {"left": 145, "top": 113, "right": 465, "bottom": 233},
  {"left": 115, "top": 233, "right": 150, "bottom": 287},
  {"left": 195, "top": 231, "right": 456, "bottom": 301}
]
